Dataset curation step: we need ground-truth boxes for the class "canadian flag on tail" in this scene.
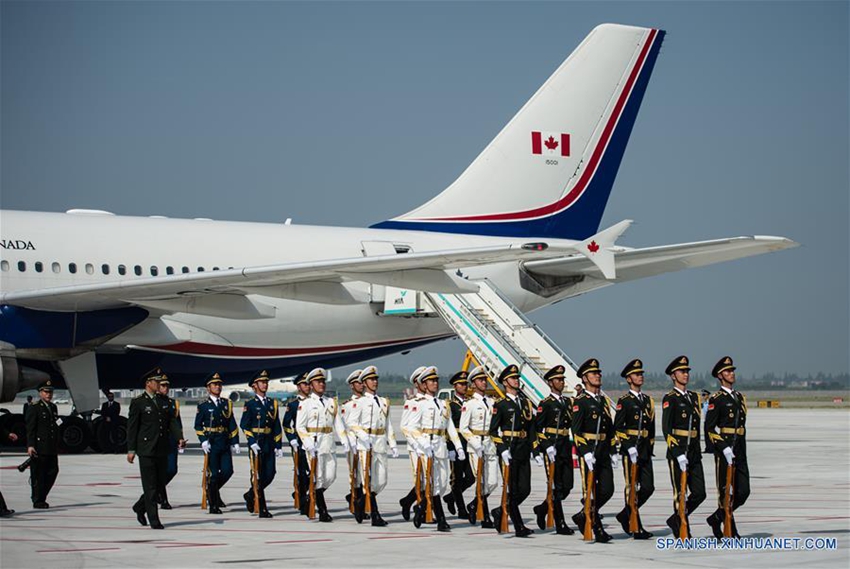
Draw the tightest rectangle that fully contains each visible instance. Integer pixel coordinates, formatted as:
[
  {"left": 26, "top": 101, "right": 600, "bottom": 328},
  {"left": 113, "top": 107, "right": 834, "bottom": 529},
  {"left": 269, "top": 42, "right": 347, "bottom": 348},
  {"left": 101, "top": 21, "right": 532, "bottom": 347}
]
[{"left": 531, "top": 131, "right": 570, "bottom": 157}]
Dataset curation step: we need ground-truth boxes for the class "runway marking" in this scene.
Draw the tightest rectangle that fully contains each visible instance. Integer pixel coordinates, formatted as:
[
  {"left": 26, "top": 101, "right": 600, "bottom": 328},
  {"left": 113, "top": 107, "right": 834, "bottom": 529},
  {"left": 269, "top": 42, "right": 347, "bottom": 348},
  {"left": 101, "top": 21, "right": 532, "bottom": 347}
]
[
  {"left": 369, "top": 535, "right": 433, "bottom": 540},
  {"left": 37, "top": 547, "right": 122, "bottom": 553},
  {"left": 157, "top": 543, "right": 228, "bottom": 549},
  {"left": 265, "top": 539, "right": 335, "bottom": 544}
]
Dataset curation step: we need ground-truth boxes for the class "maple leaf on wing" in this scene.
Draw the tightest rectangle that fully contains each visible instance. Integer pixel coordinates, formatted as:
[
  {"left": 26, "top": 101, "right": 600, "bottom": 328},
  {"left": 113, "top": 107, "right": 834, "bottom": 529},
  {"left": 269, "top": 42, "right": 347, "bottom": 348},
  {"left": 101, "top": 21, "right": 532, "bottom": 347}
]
[
  {"left": 587, "top": 241, "right": 600, "bottom": 253},
  {"left": 544, "top": 136, "right": 559, "bottom": 151}
]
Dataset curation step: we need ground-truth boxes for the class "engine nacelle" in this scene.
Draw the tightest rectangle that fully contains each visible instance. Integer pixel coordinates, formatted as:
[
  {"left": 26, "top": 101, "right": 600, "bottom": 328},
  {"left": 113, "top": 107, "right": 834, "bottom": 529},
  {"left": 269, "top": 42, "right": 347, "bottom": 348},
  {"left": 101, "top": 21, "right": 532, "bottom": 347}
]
[{"left": 0, "top": 356, "right": 50, "bottom": 402}]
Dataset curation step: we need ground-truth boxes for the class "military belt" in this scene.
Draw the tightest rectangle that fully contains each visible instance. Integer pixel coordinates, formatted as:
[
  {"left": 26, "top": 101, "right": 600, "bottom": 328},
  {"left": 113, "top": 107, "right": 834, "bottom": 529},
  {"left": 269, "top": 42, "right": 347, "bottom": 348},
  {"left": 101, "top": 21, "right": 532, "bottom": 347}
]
[
  {"left": 544, "top": 427, "right": 570, "bottom": 436},
  {"left": 582, "top": 432, "right": 607, "bottom": 441},
  {"left": 203, "top": 427, "right": 226, "bottom": 433},
  {"left": 306, "top": 427, "right": 333, "bottom": 433},
  {"left": 422, "top": 428, "right": 446, "bottom": 436},
  {"left": 672, "top": 429, "right": 698, "bottom": 437},
  {"left": 252, "top": 428, "right": 272, "bottom": 434},
  {"left": 364, "top": 428, "right": 386, "bottom": 435},
  {"left": 502, "top": 430, "right": 527, "bottom": 438},
  {"left": 624, "top": 429, "right": 649, "bottom": 437},
  {"left": 720, "top": 427, "right": 745, "bottom": 435},
  {"left": 469, "top": 429, "right": 489, "bottom": 436}
]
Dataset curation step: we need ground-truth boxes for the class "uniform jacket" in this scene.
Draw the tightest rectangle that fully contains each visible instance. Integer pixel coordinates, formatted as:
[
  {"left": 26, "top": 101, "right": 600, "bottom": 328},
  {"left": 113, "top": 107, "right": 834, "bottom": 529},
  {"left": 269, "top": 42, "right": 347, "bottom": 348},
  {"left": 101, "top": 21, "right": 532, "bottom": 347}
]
[
  {"left": 400, "top": 393, "right": 425, "bottom": 453},
  {"left": 447, "top": 392, "right": 468, "bottom": 452},
  {"left": 704, "top": 387, "right": 747, "bottom": 454},
  {"left": 614, "top": 391, "right": 655, "bottom": 459},
  {"left": 339, "top": 394, "right": 361, "bottom": 447},
  {"left": 488, "top": 392, "right": 536, "bottom": 460},
  {"left": 459, "top": 392, "right": 497, "bottom": 457},
  {"left": 100, "top": 400, "right": 121, "bottom": 421},
  {"left": 295, "top": 393, "right": 346, "bottom": 455},
  {"left": 535, "top": 393, "right": 573, "bottom": 456},
  {"left": 571, "top": 391, "right": 616, "bottom": 458},
  {"left": 282, "top": 395, "right": 305, "bottom": 445},
  {"left": 408, "top": 394, "right": 462, "bottom": 459},
  {"left": 661, "top": 388, "right": 702, "bottom": 460},
  {"left": 26, "top": 399, "right": 59, "bottom": 455},
  {"left": 240, "top": 396, "right": 283, "bottom": 453},
  {"left": 195, "top": 397, "right": 239, "bottom": 449},
  {"left": 127, "top": 392, "right": 183, "bottom": 457},
  {"left": 346, "top": 392, "right": 397, "bottom": 454}
]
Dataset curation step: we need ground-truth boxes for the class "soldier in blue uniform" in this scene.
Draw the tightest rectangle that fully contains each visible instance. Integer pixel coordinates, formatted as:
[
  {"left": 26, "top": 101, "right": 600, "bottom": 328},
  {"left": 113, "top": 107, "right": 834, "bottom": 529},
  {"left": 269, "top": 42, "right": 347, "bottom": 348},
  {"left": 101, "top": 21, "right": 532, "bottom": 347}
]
[
  {"left": 240, "top": 370, "right": 283, "bottom": 518},
  {"left": 283, "top": 373, "right": 311, "bottom": 515},
  {"left": 155, "top": 376, "right": 182, "bottom": 509},
  {"left": 195, "top": 372, "right": 240, "bottom": 514}
]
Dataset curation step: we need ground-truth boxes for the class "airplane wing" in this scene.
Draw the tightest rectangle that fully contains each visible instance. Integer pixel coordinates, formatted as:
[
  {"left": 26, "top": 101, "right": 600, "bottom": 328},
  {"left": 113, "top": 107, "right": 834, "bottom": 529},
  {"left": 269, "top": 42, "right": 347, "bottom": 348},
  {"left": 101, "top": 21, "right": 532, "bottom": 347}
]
[
  {"left": 523, "top": 235, "right": 798, "bottom": 283},
  {"left": 1, "top": 242, "right": 559, "bottom": 312}
]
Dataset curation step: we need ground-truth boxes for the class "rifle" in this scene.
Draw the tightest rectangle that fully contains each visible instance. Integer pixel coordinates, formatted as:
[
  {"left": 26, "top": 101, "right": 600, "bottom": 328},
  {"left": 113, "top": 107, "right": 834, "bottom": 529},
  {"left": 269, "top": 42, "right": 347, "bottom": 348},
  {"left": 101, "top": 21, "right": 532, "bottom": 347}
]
[
  {"left": 349, "top": 447, "right": 359, "bottom": 514},
  {"left": 629, "top": 394, "right": 645, "bottom": 533},
  {"left": 583, "top": 406, "right": 603, "bottom": 541},
  {"left": 424, "top": 396, "right": 439, "bottom": 524},
  {"left": 499, "top": 398, "right": 517, "bottom": 534},
  {"left": 308, "top": 452, "right": 317, "bottom": 519},
  {"left": 723, "top": 393, "right": 741, "bottom": 538},
  {"left": 293, "top": 448, "right": 301, "bottom": 510},
  {"left": 679, "top": 398, "right": 694, "bottom": 540},
  {"left": 475, "top": 454, "right": 485, "bottom": 522},
  {"left": 201, "top": 452, "right": 209, "bottom": 510},
  {"left": 545, "top": 399, "right": 565, "bottom": 529},
  {"left": 415, "top": 456, "right": 423, "bottom": 507},
  {"left": 250, "top": 448, "right": 260, "bottom": 515},
  {"left": 364, "top": 395, "right": 377, "bottom": 515}
]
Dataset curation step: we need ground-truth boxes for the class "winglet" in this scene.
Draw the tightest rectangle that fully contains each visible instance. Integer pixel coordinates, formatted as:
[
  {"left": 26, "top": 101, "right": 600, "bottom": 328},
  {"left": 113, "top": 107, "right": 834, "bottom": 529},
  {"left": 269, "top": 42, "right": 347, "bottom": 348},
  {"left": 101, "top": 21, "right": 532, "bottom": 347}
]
[{"left": 576, "top": 219, "right": 633, "bottom": 279}]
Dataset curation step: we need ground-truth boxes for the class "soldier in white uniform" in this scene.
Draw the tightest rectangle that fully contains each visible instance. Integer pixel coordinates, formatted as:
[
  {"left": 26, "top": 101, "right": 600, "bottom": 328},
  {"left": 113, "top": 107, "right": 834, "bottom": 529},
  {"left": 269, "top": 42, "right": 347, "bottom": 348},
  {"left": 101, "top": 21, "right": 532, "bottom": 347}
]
[
  {"left": 295, "top": 368, "right": 346, "bottom": 522},
  {"left": 398, "top": 366, "right": 426, "bottom": 520},
  {"left": 459, "top": 366, "right": 498, "bottom": 529},
  {"left": 408, "top": 366, "right": 466, "bottom": 532},
  {"left": 340, "top": 369, "right": 363, "bottom": 513},
  {"left": 346, "top": 365, "right": 398, "bottom": 526}
]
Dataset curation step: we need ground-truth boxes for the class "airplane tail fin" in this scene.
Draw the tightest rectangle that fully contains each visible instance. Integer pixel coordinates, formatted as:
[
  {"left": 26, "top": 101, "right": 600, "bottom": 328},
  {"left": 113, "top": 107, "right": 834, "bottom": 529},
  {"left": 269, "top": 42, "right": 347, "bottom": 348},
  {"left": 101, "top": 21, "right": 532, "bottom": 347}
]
[{"left": 373, "top": 24, "right": 665, "bottom": 241}]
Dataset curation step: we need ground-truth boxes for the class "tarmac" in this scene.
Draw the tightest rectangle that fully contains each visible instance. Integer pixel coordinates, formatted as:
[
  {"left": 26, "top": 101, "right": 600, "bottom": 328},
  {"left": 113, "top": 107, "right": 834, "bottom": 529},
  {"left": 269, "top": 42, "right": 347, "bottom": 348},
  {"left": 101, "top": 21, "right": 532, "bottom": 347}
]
[{"left": 1, "top": 406, "right": 848, "bottom": 568}]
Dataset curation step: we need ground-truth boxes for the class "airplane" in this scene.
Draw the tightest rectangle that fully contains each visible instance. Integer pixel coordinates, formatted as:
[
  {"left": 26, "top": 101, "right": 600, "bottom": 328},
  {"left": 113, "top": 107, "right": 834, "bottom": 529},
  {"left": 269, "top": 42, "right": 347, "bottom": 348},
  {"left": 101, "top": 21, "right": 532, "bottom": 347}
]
[{"left": 0, "top": 24, "right": 797, "bottom": 431}]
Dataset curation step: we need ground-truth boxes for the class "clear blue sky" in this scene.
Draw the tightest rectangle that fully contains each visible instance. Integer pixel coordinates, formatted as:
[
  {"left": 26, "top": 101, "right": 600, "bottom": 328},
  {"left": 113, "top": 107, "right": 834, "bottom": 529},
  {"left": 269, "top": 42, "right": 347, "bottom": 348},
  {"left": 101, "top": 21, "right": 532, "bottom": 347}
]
[{"left": 2, "top": 1, "right": 847, "bottom": 378}]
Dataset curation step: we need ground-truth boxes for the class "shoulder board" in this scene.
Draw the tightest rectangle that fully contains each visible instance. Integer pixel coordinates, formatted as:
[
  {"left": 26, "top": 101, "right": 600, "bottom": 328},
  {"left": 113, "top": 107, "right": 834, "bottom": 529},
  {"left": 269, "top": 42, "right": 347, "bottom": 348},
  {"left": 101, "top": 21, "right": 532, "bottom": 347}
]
[{"left": 576, "top": 392, "right": 589, "bottom": 400}]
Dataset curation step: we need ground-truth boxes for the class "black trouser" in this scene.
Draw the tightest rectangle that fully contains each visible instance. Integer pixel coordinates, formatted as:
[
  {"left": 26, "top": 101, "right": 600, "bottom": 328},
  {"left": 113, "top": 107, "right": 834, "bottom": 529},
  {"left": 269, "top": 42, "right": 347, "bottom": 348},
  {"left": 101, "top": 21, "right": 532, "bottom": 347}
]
[
  {"left": 577, "top": 454, "right": 614, "bottom": 525},
  {"left": 450, "top": 455, "right": 474, "bottom": 507},
  {"left": 622, "top": 455, "right": 655, "bottom": 509},
  {"left": 0, "top": 490, "right": 8, "bottom": 511},
  {"left": 30, "top": 454, "right": 59, "bottom": 504},
  {"left": 667, "top": 454, "right": 706, "bottom": 518},
  {"left": 134, "top": 455, "right": 168, "bottom": 524},
  {"left": 538, "top": 452, "right": 574, "bottom": 526},
  {"left": 296, "top": 448, "right": 309, "bottom": 511},
  {"left": 712, "top": 450, "right": 750, "bottom": 514},
  {"left": 495, "top": 456, "right": 531, "bottom": 528}
]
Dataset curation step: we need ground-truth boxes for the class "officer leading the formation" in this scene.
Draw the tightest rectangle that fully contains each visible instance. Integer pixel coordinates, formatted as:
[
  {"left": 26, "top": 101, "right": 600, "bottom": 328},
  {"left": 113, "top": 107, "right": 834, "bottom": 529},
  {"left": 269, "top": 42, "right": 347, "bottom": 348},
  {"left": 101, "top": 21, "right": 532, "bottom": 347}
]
[
  {"left": 613, "top": 359, "right": 655, "bottom": 539},
  {"left": 26, "top": 381, "right": 60, "bottom": 509},
  {"left": 661, "top": 355, "right": 706, "bottom": 538},
  {"left": 445, "top": 371, "right": 473, "bottom": 520},
  {"left": 127, "top": 369, "right": 185, "bottom": 529},
  {"left": 241, "top": 370, "right": 283, "bottom": 518},
  {"left": 705, "top": 356, "right": 749, "bottom": 539},
  {"left": 195, "top": 372, "right": 240, "bottom": 515},
  {"left": 533, "top": 365, "right": 575, "bottom": 535},
  {"left": 571, "top": 358, "right": 616, "bottom": 543}
]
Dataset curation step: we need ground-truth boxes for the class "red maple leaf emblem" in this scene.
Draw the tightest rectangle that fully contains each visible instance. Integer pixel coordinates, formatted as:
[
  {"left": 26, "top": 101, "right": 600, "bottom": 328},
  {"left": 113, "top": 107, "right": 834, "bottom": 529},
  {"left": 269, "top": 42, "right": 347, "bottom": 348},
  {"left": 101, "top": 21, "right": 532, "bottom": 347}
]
[
  {"left": 544, "top": 136, "right": 559, "bottom": 151},
  {"left": 587, "top": 240, "right": 600, "bottom": 253}
]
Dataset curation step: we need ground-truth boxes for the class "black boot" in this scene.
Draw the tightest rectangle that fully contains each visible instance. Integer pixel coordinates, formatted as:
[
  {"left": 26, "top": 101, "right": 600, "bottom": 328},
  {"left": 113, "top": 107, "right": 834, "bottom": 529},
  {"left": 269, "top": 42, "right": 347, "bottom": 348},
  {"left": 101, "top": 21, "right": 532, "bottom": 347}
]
[
  {"left": 370, "top": 493, "right": 388, "bottom": 527},
  {"left": 354, "top": 491, "right": 366, "bottom": 524},
  {"left": 467, "top": 498, "right": 478, "bottom": 525},
  {"left": 159, "top": 487, "right": 172, "bottom": 510},
  {"left": 434, "top": 495, "right": 451, "bottom": 532},
  {"left": 208, "top": 481, "right": 222, "bottom": 515},
  {"left": 554, "top": 500, "right": 574, "bottom": 535},
  {"left": 316, "top": 489, "right": 332, "bottom": 522},
  {"left": 453, "top": 488, "right": 469, "bottom": 520},
  {"left": 731, "top": 516, "right": 741, "bottom": 539},
  {"left": 594, "top": 518, "right": 613, "bottom": 543},
  {"left": 444, "top": 493, "right": 456, "bottom": 516},
  {"left": 257, "top": 487, "right": 273, "bottom": 518},
  {"left": 510, "top": 503, "right": 533, "bottom": 537},
  {"left": 572, "top": 511, "right": 586, "bottom": 532},
  {"left": 666, "top": 513, "right": 680, "bottom": 536},
  {"left": 132, "top": 501, "right": 147, "bottom": 526},
  {"left": 413, "top": 501, "right": 425, "bottom": 529},
  {"left": 533, "top": 502, "right": 548, "bottom": 530},
  {"left": 480, "top": 496, "right": 495, "bottom": 529},
  {"left": 707, "top": 509, "right": 723, "bottom": 539},
  {"left": 399, "top": 488, "right": 416, "bottom": 522},
  {"left": 492, "top": 507, "right": 504, "bottom": 533},
  {"left": 616, "top": 507, "right": 631, "bottom": 534},
  {"left": 244, "top": 489, "right": 255, "bottom": 513}
]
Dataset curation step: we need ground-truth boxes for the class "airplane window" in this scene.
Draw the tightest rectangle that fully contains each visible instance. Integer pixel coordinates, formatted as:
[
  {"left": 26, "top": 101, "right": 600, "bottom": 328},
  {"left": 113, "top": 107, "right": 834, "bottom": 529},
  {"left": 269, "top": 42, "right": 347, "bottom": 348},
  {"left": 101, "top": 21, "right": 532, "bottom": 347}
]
[
  {"left": 166, "top": 266, "right": 174, "bottom": 275},
  {"left": 213, "top": 267, "right": 220, "bottom": 271},
  {"left": 134, "top": 265, "right": 142, "bottom": 276},
  {"left": 102, "top": 264, "right": 110, "bottom": 275},
  {"left": 69, "top": 262, "right": 77, "bottom": 274},
  {"left": 118, "top": 264, "right": 126, "bottom": 275},
  {"left": 0, "top": 260, "right": 8, "bottom": 271},
  {"left": 150, "top": 266, "right": 159, "bottom": 276},
  {"left": 197, "top": 267, "right": 205, "bottom": 272},
  {"left": 35, "top": 262, "right": 44, "bottom": 273},
  {"left": 18, "top": 261, "right": 26, "bottom": 272},
  {"left": 52, "top": 262, "right": 60, "bottom": 273},
  {"left": 182, "top": 266, "right": 190, "bottom": 274},
  {"left": 85, "top": 263, "right": 94, "bottom": 275}
]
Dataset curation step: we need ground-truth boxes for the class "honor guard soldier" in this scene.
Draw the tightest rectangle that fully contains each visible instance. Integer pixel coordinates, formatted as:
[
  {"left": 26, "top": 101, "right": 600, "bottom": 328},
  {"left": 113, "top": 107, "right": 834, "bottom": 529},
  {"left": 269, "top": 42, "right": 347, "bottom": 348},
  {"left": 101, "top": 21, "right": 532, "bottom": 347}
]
[
  {"left": 459, "top": 366, "right": 498, "bottom": 528},
  {"left": 155, "top": 375, "right": 182, "bottom": 509},
  {"left": 445, "top": 371, "right": 474, "bottom": 519},
  {"left": 398, "top": 366, "right": 426, "bottom": 520},
  {"left": 662, "top": 356, "right": 706, "bottom": 538},
  {"left": 705, "top": 356, "right": 749, "bottom": 539},
  {"left": 195, "top": 372, "right": 240, "bottom": 514},
  {"left": 347, "top": 365, "right": 398, "bottom": 526},
  {"left": 283, "top": 373, "right": 311, "bottom": 515},
  {"left": 26, "top": 381, "right": 60, "bottom": 509},
  {"left": 127, "top": 369, "right": 185, "bottom": 529},
  {"left": 533, "top": 365, "right": 575, "bottom": 535},
  {"left": 571, "top": 358, "right": 617, "bottom": 543},
  {"left": 408, "top": 366, "right": 465, "bottom": 531},
  {"left": 613, "top": 359, "right": 655, "bottom": 539},
  {"left": 295, "top": 367, "right": 347, "bottom": 522},
  {"left": 340, "top": 369, "right": 362, "bottom": 512},
  {"left": 240, "top": 370, "right": 284, "bottom": 518},
  {"left": 489, "top": 364, "right": 537, "bottom": 537}
]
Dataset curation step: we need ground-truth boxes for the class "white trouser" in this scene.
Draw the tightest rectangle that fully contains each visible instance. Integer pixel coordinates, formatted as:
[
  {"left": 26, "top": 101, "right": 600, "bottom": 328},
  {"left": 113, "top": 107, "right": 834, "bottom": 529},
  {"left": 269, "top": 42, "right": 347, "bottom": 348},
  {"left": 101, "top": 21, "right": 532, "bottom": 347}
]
[
  {"left": 311, "top": 452, "right": 337, "bottom": 490},
  {"left": 469, "top": 452, "right": 499, "bottom": 496},
  {"left": 358, "top": 450, "right": 388, "bottom": 495},
  {"left": 422, "top": 456, "right": 450, "bottom": 497}
]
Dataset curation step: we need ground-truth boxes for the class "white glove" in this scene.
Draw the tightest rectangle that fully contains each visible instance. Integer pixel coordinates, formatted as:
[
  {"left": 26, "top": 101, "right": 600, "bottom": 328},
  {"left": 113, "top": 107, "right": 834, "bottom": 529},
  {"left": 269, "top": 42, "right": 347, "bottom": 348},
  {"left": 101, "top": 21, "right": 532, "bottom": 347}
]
[
  {"left": 391, "top": 447, "right": 399, "bottom": 458},
  {"left": 309, "top": 447, "right": 318, "bottom": 458},
  {"left": 534, "top": 455, "right": 544, "bottom": 467},
  {"left": 611, "top": 453, "right": 621, "bottom": 468},
  {"left": 340, "top": 439, "right": 350, "bottom": 453},
  {"left": 628, "top": 447, "right": 638, "bottom": 464},
  {"left": 448, "top": 450, "right": 457, "bottom": 461},
  {"left": 546, "top": 446, "right": 557, "bottom": 462},
  {"left": 250, "top": 443, "right": 261, "bottom": 454},
  {"left": 201, "top": 440, "right": 211, "bottom": 454},
  {"left": 501, "top": 449, "right": 512, "bottom": 465},
  {"left": 457, "top": 448, "right": 466, "bottom": 462},
  {"left": 583, "top": 452, "right": 595, "bottom": 472},
  {"left": 677, "top": 454, "right": 688, "bottom": 472},
  {"left": 232, "top": 444, "right": 241, "bottom": 455},
  {"left": 723, "top": 447, "right": 735, "bottom": 465},
  {"left": 289, "top": 439, "right": 299, "bottom": 451},
  {"left": 347, "top": 434, "right": 357, "bottom": 449},
  {"left": 474, "top": 446, "right": 483, "bottom": 458},
  {"left": 275, "top": 448, "right": 284, "bottom": 459},
  {"left": 423, "top": 445, "right": 434, "bottom": 458}
]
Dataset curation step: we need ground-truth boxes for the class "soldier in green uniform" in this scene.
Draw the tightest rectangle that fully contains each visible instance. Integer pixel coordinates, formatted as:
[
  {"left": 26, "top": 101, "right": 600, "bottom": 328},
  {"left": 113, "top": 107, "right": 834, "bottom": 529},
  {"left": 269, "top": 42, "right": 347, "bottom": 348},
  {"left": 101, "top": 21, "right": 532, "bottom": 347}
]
[
  {"left": 661, "top": 355, "right": 706, "bottom": 538},
  {"left": 488, "top": 364, "right": 536, "bottom": 537},
  {"left": 156, "top": 376, "right": 182, "bottom": 509},
  {"left": 445, "top": 371, "right": 473, "bottom": 520},
  {"left": 26, "top": 381, "right": 60, "bottom": 509},
  {"left": 127, "top": 369, "right": 185, "bottom": 529},
  {"left": 613, "top": 358, "right": 655, "bottom": 539},
  {"left": 571, "top": 358, "right": 616, "bottom": 543},
  {"left": 705, "top": 356, "right": 749, "bottom": 539},
  {"left": 532, "top": 365, "right": 575, "bottom": 535}
]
